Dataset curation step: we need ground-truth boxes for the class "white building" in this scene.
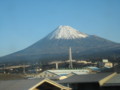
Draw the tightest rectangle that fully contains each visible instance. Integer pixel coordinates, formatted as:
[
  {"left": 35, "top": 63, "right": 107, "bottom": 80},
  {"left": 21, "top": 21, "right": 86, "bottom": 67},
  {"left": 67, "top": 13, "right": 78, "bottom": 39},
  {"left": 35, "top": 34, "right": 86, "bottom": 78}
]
[{"left": 35, "top": 69, "right": 91, "bottom": 80}]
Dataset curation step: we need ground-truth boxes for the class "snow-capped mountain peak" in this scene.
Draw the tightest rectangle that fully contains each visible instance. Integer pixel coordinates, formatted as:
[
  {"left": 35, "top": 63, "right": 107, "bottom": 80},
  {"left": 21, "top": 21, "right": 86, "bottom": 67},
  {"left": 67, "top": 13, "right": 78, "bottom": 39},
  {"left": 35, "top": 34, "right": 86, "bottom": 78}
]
[{"left": 47, "top": 25, "right": 88, "bottom": 39}]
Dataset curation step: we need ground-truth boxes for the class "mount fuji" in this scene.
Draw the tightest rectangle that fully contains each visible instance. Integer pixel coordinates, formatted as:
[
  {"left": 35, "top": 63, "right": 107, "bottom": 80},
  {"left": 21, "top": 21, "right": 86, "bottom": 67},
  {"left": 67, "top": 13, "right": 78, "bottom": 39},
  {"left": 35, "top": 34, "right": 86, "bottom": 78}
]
[
  {"left": 0, "top": 26, "right": 120, "bottom": 62},
  {"left": 46, "top": 25, "right": 88, "bottom": 39}
]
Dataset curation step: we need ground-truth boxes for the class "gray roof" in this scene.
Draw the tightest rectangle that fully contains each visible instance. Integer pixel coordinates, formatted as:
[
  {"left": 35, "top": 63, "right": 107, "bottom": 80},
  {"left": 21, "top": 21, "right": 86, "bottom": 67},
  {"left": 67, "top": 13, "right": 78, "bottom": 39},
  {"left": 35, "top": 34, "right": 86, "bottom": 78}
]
[
  {"left": 103, "top": 74, "right": 120, "bottom": 86},
  {"left": 47, "top": 69, "right": 90, "bottom": 76},
  {"left": 59, "top": 73, "right": 112, "bottom": 84},
  {"left": 0, "top": 78, "right": 44, "bottom": 90}
]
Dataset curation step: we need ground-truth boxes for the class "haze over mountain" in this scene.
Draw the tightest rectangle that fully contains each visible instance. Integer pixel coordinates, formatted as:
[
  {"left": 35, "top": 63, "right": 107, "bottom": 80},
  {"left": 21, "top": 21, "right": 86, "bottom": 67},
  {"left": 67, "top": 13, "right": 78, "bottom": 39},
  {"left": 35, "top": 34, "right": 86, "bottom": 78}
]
[{"left": 0, "top": 26, "right": 120, "bottom": 62}]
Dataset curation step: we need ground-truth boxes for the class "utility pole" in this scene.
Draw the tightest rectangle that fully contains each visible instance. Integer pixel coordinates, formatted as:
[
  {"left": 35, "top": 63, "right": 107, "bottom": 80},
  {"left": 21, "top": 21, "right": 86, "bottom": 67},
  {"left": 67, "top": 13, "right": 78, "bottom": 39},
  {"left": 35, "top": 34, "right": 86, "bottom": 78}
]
[
  {"left": 23, "top": 65, "right": 26, "bottom": 74},
  {"left": 113, "top": 55, "right": 117, "bottom": 72},
  {"left": 3, "top": 64, "right": 6, "bottom": 74}
]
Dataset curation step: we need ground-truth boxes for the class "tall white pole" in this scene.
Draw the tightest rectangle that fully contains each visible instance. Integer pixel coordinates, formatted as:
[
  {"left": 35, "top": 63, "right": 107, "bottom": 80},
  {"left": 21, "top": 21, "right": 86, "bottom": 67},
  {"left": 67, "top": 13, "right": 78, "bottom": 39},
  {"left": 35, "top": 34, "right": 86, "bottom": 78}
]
[
  {"left": 56, "top": 62, "right": 58, "bottom": 69},
  {"left": 69, "top": 47, "right": 73, "bottom": 69}
]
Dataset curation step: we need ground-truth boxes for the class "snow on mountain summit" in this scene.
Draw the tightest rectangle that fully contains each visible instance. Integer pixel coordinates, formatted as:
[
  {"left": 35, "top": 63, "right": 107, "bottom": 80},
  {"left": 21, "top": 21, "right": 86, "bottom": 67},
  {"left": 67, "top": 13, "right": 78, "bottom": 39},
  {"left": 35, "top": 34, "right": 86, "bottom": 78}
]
[{"left": 46, "top": 25, "right": 88, "bottom": 40}]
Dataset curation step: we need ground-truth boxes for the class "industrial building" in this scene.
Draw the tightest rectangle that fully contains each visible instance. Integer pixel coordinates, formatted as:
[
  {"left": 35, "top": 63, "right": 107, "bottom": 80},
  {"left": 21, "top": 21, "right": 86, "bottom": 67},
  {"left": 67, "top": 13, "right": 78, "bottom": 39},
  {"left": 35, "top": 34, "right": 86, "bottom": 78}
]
[{"left": 35, "top": 69, "right": 91, "bottom": 80}]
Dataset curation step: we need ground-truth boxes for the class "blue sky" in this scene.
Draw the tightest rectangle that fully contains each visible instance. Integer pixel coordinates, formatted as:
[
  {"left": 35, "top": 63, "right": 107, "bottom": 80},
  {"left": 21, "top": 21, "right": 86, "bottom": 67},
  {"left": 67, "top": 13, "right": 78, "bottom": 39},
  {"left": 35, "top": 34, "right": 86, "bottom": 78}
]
[{"left": 0, "top": 0, "right": 120, "bottom": 57}]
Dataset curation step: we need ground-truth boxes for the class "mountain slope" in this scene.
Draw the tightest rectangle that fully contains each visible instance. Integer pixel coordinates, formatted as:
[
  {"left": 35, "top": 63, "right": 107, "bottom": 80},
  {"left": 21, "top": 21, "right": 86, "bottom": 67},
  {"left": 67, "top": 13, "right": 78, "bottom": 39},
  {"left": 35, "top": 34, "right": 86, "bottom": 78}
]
[{"left": 0, "top": 26, "right": 120, "bottom": 62}]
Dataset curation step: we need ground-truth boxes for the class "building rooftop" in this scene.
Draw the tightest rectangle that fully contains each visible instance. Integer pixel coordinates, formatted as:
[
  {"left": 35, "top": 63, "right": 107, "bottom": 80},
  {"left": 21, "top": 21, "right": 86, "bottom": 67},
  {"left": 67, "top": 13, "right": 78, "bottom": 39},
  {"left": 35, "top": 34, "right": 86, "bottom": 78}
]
[
  {"left": 0, "top": 79, "right": 44, "bottom": 90},
  {"left": 47, "top": 69, "right": 90, "bottom": 76},
  {"left": 0, "top": 78, "right": 71, "bottom": 90},
  {"left": 103, "top": 74, "right": 120, "bottom": 86},
  {"left": 59, "top": 73, "right": 112, "bottom": 83},
  {"left": 0, "top": 73, "right": 120, "bottom": 90}
]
